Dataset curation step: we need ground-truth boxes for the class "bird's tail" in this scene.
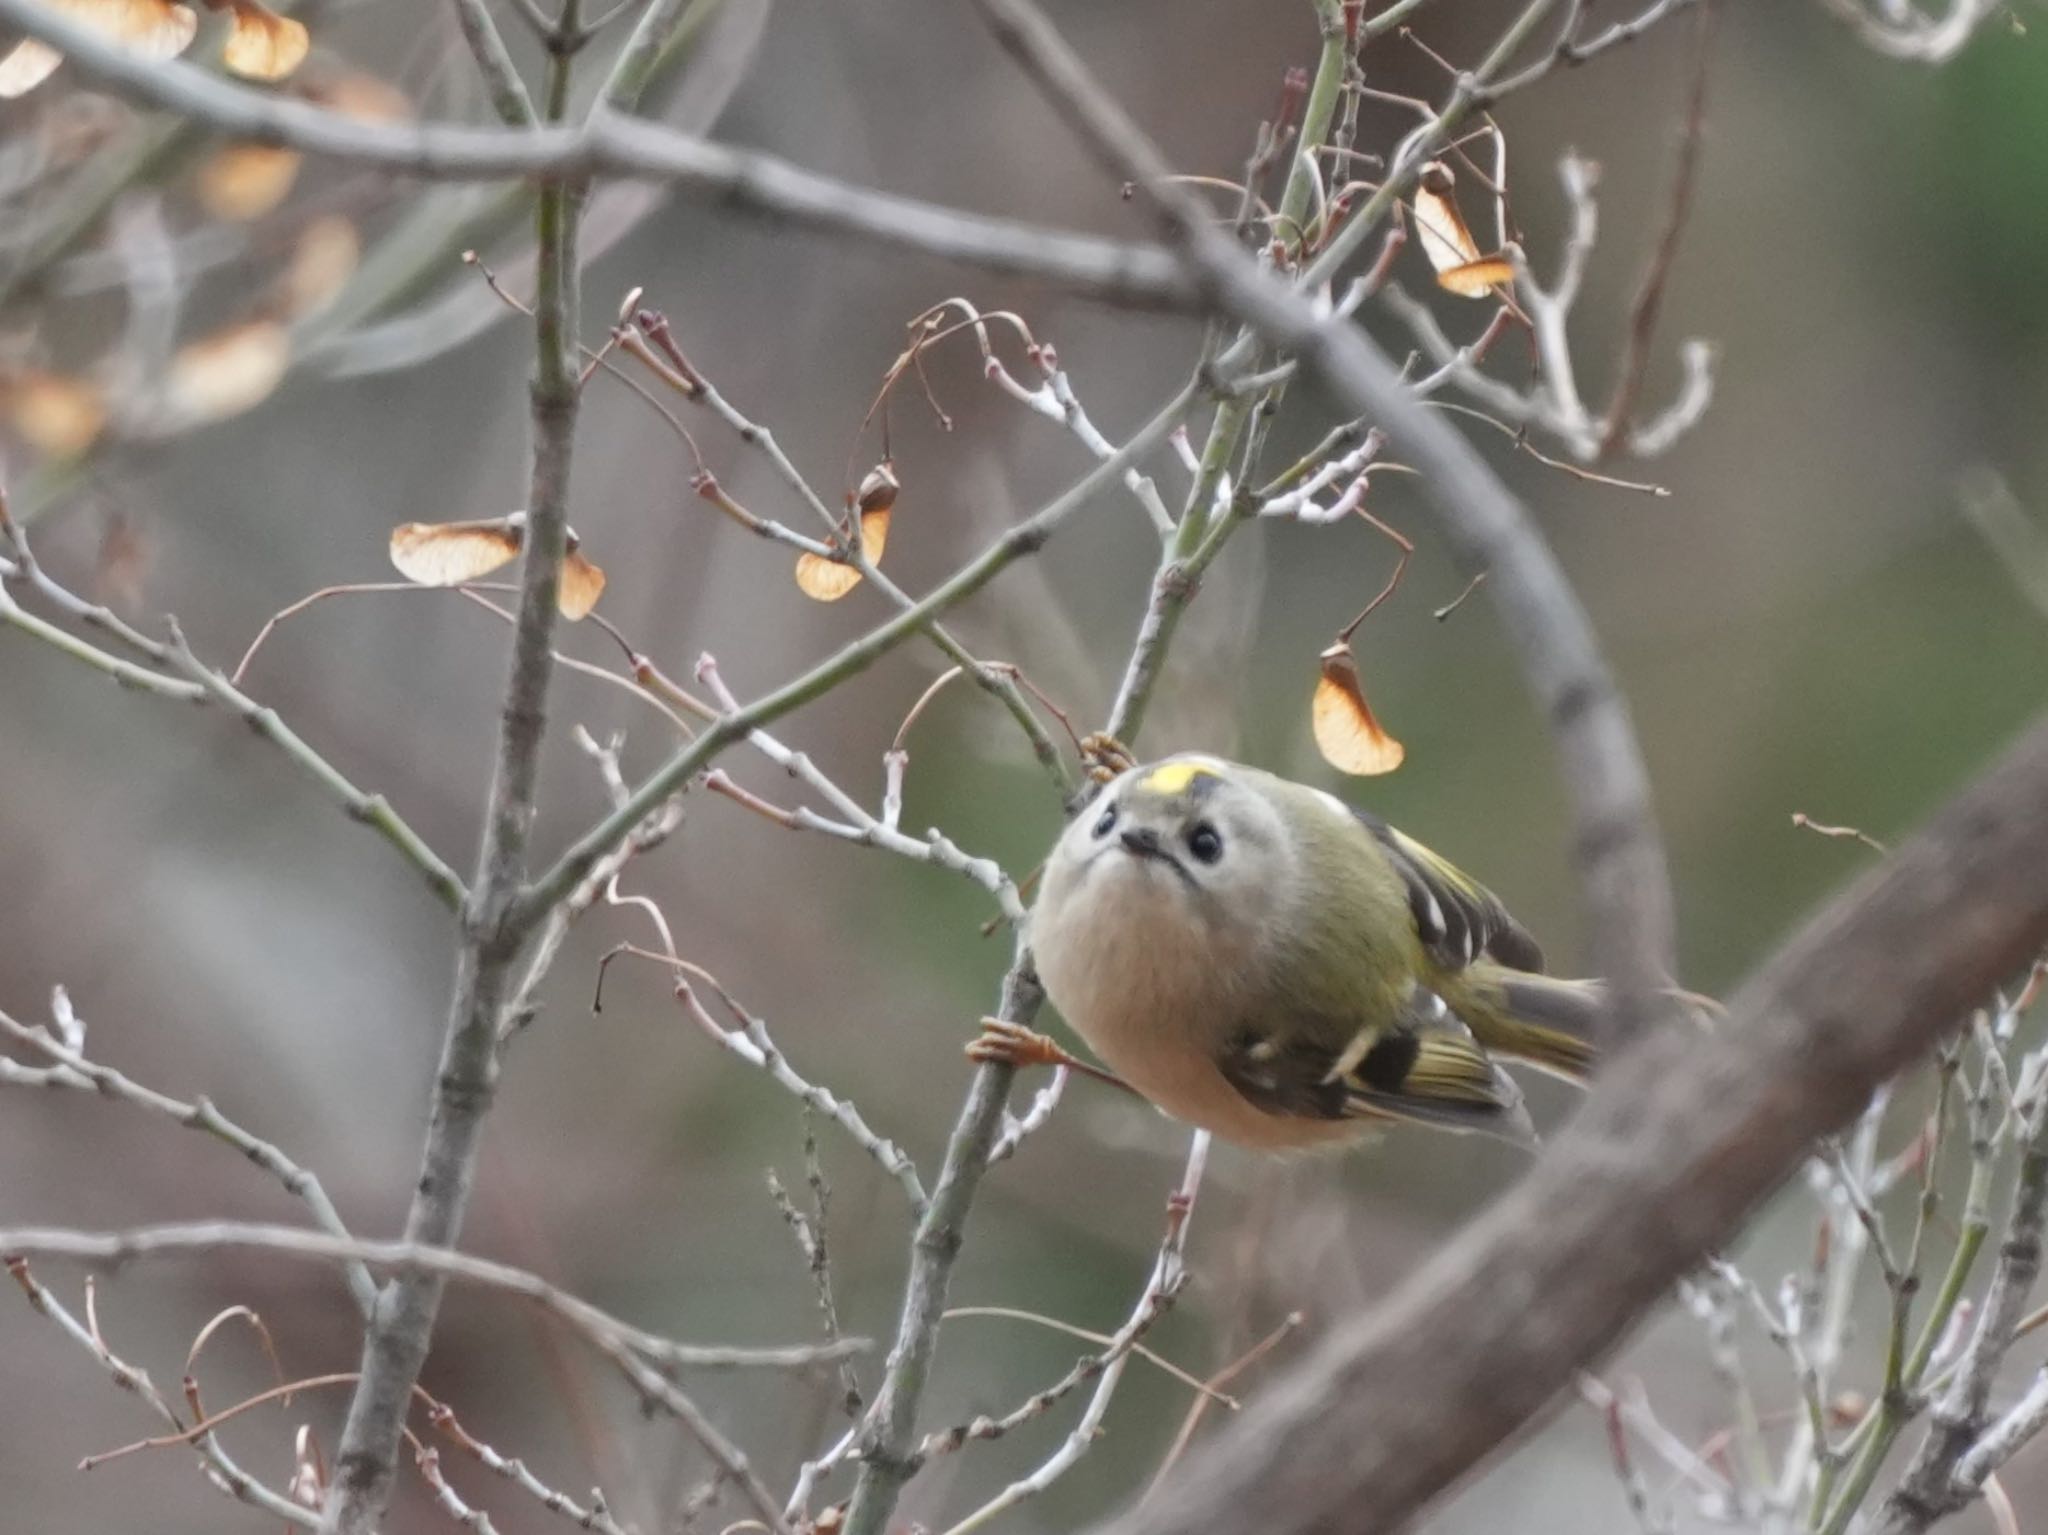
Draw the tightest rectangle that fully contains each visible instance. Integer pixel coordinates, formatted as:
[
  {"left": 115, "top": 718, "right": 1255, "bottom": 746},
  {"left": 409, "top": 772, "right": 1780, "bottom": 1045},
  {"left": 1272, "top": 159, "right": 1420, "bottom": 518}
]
[{"left": 1455, "top": 966, "right": 1719, "bottom": 1083}]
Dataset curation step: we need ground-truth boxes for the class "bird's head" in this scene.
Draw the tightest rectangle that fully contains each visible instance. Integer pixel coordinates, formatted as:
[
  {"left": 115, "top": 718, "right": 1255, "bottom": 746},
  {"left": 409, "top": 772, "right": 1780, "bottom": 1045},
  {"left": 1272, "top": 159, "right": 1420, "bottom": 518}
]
[{"left": 1041, "top": 755, "right": 1297, "bottom": 929}]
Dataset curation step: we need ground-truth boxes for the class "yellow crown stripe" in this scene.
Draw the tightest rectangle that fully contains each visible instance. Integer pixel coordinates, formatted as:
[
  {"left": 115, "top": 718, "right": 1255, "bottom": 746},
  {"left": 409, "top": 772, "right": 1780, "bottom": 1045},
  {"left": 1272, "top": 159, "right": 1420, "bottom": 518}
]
[{"left": 1141, "top": 758, "right": 1225, "bottom": 795}]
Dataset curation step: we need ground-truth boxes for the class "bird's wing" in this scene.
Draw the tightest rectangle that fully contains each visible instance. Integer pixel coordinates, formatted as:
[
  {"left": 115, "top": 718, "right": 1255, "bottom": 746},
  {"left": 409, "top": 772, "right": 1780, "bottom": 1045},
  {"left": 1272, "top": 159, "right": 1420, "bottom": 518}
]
[
  {"left": 1351, "top": 809, "right": 1546, "bottom": 974},
  {"left": 1216, "top": 989, "right": 1535, "bottom": 1146}
]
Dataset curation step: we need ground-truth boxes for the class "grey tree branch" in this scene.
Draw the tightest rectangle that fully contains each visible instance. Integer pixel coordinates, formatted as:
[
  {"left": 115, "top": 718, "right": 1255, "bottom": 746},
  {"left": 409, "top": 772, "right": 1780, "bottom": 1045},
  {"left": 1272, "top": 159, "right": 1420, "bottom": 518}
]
[
  {"left": 322, "top": 25, "right": 591, "bottom": 1532},
  {"left": 0, "top": 0, "right": 1192, "bottom": 310},
  {"left": 449, "top": 0, "right": 538, "bottom": 127},
  {"left": 1095, "top": 712, "right": 2048, "bottom": 1535},
  {"left": 0, "top": 1000, "right": 379, "bottom": 1320},
  {"left": 840, "top": 959, "right": 1044, "bottom": 1535},
  {"left": 0, "top": 1221, "right": 869, "bottom": 1374}
]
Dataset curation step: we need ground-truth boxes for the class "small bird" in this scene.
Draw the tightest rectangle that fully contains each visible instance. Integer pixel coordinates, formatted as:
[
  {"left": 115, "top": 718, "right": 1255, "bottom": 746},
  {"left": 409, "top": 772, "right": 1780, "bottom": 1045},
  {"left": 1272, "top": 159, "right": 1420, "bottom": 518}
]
[{"left": 976, "top": 752, "right": 1622, "bottom": 1152}]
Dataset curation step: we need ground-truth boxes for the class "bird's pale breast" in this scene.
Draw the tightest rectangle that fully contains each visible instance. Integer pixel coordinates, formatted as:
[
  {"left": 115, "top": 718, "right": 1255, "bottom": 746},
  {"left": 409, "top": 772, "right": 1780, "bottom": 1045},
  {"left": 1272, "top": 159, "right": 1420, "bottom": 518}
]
[{"left": 1032, "top": 855, "right": 1363, "bottom": 1149}]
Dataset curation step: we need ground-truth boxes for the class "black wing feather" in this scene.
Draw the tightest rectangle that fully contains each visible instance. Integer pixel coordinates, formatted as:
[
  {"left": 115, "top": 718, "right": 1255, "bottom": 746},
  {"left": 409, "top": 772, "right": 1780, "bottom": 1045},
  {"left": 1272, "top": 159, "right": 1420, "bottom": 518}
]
[
  {"left": 1216, "top": 995, "right": 1530, "bottom": 1141},
  {"left": 1350, "top": 808, "right": 1546, "bottom": 974}
]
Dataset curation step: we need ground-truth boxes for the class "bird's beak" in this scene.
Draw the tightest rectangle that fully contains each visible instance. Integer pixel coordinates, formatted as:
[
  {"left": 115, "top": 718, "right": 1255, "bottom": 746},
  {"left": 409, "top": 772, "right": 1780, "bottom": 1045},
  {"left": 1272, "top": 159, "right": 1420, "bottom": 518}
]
[
  {"left": 1120, "top": 825, "right": 1170, "bottom": 862},
  {"left": 1116, "top": 823, "right": 1195, "bottom": 887}
]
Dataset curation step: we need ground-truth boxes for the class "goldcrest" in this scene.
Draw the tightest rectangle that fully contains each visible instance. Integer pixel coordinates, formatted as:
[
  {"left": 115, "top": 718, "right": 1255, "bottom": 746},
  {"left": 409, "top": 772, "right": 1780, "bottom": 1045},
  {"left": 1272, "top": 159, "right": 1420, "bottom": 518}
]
[{"left": 1023, "top": 754, "right": 1611, "bottom": 1151}]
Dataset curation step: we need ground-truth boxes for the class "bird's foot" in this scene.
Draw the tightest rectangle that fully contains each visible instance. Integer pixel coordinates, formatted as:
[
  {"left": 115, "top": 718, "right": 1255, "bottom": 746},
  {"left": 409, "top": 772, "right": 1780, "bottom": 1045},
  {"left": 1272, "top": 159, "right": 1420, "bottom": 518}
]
[
  {"left": 967, "top": 1018, "right": 1076, "bottom": 1071},
  {"left": 967, "top": 1018, "right": 1134, "bottom": 1094}
]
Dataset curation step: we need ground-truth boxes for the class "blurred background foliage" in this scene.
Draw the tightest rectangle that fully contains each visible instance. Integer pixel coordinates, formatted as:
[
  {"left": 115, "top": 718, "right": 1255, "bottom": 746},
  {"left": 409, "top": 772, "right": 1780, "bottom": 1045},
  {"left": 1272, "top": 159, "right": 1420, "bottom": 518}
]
[{"left": 3, "top": 1, "right": 2048, "bottom": 1532}]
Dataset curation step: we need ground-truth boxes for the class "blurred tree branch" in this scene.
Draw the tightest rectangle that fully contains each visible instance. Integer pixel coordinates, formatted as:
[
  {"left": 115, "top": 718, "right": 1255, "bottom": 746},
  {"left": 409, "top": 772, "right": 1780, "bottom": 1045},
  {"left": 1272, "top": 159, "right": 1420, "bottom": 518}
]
[
  {"left": 448, "top": 0, "right": 538, "bottom": 128},
  {"left": 0, "top": 0, "right": 1196, "bottom": 309}
]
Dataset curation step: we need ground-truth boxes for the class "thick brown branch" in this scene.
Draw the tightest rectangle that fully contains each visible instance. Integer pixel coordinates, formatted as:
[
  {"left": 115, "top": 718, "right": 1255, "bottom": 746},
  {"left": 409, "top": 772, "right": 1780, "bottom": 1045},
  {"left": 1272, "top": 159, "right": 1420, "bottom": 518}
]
[{"left": 1098, "top": 712, "right": 2048, "bottom": 1535}]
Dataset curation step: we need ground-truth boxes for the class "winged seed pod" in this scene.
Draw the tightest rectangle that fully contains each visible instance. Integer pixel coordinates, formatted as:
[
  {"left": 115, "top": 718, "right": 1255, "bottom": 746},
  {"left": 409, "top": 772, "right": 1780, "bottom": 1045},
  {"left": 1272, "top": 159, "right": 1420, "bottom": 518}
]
[
  {"left": 1312, "top": 642, "right": 1405, "bottom": 776},
  {"left": 162, "top": 319, "right": 290, "bottom": 428},
  {"left": 196, "top": 143, "right": 302, "bottom": 220},
  {"left": 388, "top": 515, "right": 606, "bottom": 620},
  {"left": 1412, "top": 161, "right": 1510, "bottom": 301},
  {"left": 1, "top": 370, "right": 106, "bottom": 459},
  {"left": 795, "top": 461, "right": 898, "bottom": 602},
  {"left": 217, "top": 0, "right": 308, "bottom": 81},
  {"left": 276, "top": 217, "right": 361, "bottom": 319},
  {"left": 0, "top": 0, "right": 197, "bottom": 99}
]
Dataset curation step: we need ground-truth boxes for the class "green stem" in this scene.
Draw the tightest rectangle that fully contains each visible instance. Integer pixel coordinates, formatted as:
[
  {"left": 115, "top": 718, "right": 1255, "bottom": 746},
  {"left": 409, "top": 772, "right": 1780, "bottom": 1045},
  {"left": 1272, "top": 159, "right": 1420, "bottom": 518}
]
[
  {"left": 450, "top": 0, "right": 538, "bottom": 125},
  {"left": 1103, "top": 0, "right": 1352, "bottom": 744},
  {"left": 1211, "top": 0, "right": 1561, "bottom": 384},
  {"left": 599, "top": 0, "right": 721, "bottom": 110},
  {"left": 0, "top": 590, "right": 198, "bottom": 697},
  {"left": 1812, "top": 1110, "right": 1997, "bottom": 1534},
  {"left": 1362, "top": 0, "right": 1438, "bottom": 34}
]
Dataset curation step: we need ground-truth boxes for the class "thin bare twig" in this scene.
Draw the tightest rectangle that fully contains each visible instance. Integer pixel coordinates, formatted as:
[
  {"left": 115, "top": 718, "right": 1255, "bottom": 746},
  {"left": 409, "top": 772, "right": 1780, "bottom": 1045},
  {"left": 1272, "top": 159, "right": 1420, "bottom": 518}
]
[
  {"left": 935, "top": 1133, "right": 1210, "bottom": 1535},
  {"left": 0, "top": 1000, "right": 378, "bottom": 1319},
  {"left": 1596, "top": 0, "right": 1715, "bottom": 458},
  {"left": 595, "top": 945, "right": 930, "bottom": 1212},
  {"left": 6, "top": 1257, "right": 318, "bottom": 1527},
  {"left": 448, "top": 0, "right": 539, "bottom": 127},
  {"left": 523, "top": 379, "right": 1198, "bottom": 919}
]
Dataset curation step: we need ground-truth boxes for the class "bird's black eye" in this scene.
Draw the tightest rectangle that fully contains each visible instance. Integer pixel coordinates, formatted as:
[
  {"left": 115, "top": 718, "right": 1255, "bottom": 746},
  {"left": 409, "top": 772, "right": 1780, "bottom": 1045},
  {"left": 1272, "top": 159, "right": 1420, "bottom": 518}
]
[
  {"left": 1187, "top": 823, "right": 1224, "bottom": 864},
  {"left": 1092, "top": 804, "right": 1118, "bottom": 838}
]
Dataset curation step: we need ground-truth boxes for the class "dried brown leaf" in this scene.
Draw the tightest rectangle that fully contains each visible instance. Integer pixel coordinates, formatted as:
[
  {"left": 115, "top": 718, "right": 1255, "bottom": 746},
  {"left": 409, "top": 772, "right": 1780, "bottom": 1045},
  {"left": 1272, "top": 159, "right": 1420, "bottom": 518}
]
[
  {"left": 1312, "top": 644, "right": 1405, "bottom": 776},
  {"left": 221, "top": 0, "right": 307, "bottom": 81},
  {"left": 195, "top": 142, "right": 301, "bottom": 220},
  {"left": 389, "top": 515, "right": 604, "bottom": 618},
  {"left": 1436, "top": 256, "right": 1514, "bottom": 299},
  {"left": 857, "top": 460, "right": 899, "bottom": 514},
  {"left": 0, "top": 0, "right": 197, "bottom": 98},
  {"left": 794, "top": 506, "right": 889, "bottom": 602},
  {"left": 388, "top": 519, "right": 523, "bottom": 587},
  {"left": 3, "top": 370, "right": 106, "bottom": 458},
  {"left": 558, "top": 548, "right": 606, "bottom": 620},
  {"left": 0, "top": 40, "right": 64, "bottom": 97},
  {"left": 308, "top": 69, "right": 410, "bottom": 123},
  {"left": 164, "top": 319, "right": 289, "bottom": 426},
  {"left": 277, "top": 215, "right": 359, "bottom": 318},
  {"left": 1412, "top": 162, "right": 1482, "bottom": 273}
]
